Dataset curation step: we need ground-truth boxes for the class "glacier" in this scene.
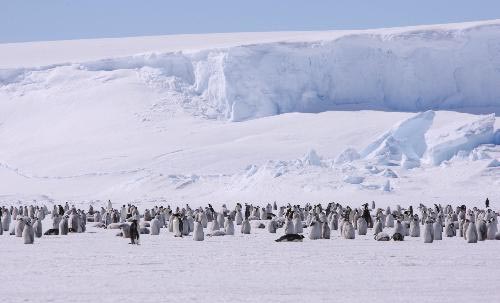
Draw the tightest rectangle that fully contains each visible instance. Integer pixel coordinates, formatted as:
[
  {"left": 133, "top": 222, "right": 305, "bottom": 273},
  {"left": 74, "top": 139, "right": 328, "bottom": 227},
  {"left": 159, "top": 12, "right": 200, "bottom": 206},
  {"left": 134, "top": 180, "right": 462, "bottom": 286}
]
[{"left": 1, "top": 20, "right": 500, "bottom": 121}]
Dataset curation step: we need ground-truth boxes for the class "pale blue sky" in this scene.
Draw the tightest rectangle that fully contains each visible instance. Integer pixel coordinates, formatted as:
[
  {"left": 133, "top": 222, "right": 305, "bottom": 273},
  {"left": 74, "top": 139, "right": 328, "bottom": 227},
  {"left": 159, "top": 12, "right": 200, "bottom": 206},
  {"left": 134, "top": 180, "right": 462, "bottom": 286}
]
[{"left": 1, "top": 0, "right": 499, "bottom": 43}]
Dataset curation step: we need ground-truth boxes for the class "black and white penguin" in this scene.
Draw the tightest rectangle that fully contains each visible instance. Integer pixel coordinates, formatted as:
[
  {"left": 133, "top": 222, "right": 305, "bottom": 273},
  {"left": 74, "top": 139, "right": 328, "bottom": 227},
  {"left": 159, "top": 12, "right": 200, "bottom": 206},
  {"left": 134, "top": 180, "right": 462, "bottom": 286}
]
[
  {"left": 129, "top": 219, "right": 140, "bottom": 244},
  {"left": 172, "top": 214, "right": 183, "bottom": 237},
  {"left": 22, "top": 220, "right": 35, "bottom": 244},
  {"left": 392, "top": 233, "right": 404, "bottom": 241},
  {"left": 275, "top": 234, "right": 304, "bottom": 242}
]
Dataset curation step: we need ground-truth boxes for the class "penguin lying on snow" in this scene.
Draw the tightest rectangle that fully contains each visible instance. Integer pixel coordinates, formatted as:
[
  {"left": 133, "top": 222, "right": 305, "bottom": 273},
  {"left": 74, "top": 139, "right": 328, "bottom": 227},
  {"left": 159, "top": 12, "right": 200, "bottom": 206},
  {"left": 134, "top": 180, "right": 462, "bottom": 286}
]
[
  {"left": 275, "top": 234, "right": 305, "bottom": 242},
  {"left": 43, "top": 228, "right": 59, "bottom": 235},
  {"left": 374, "top": 232, "right": 390, "bottom": 241},
  {"left": 392, "top": 233, "right": 404, "bottom": 241}
]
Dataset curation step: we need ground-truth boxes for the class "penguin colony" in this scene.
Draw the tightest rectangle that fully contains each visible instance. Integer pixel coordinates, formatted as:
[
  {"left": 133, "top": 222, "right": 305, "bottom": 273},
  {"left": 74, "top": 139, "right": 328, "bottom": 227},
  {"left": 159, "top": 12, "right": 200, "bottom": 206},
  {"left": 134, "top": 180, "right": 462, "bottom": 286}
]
[{"left": 1, "top": 199, "right": 500, "bottom": 244}]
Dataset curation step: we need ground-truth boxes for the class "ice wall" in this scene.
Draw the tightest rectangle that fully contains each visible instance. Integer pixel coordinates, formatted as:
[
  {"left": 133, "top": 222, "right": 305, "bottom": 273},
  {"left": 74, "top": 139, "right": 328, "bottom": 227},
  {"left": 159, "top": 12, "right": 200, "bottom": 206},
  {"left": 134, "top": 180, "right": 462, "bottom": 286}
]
[{"left": 1, "top": 22, "right": 500, "bottom": 121}]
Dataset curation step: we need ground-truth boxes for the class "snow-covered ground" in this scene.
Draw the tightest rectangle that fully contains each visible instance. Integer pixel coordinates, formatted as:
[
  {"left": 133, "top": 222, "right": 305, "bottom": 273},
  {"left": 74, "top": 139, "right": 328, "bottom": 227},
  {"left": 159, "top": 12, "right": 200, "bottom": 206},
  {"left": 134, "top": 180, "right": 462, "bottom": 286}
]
[{"left": 1, "top": 215, "right": 500, "bottom": 303}]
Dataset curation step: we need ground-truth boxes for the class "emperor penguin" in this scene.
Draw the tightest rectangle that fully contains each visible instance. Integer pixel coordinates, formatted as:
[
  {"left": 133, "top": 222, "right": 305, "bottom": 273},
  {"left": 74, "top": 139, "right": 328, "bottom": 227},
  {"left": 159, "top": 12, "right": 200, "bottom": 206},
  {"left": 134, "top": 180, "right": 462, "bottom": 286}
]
[
  {"left": 260, "top": 208, "right": 268, "bottom": 220},
  {"left": 209, "top": 214, "right": 220, "bottom": 232},
  {"left": 409, "top": 215, "right": 420, "bottom": 237},
  {"left": 193, "top": 215, "right": 204, "bottom": 241},
  {"left": 458, "top": 219, "right": 465, "bottom": 237},
  {"left": 33, "top": 218, "right": 43, "bottom": 238},
  {"left": 373, "top": 217, "right": 383, "bottom": 235},
  {"left": 217, "top": 212, "right": 225, "bottom": 228},
  {"left": 293, "top": 213, "right": 303, "bottom": 234},
  {"left": 68, "top": 211, "right": 79, "bottom": 232},
  {"left": 12, "top": 207, "right": 19, "bottom": 221},
  {"left": 284, "top": 218, "right": 295, "bottom": 235},
  {"left": 182, "top": 216, "right": 190, "bottom": 236},
  {"left": 343, "top": 220, "right": 355, "bottom": 239},
  {"left": 2, "top": 209, "right": 10, "bottom": 231},
  {"left": 150, "top": 215, "right": 161, "bottom": 235},
  {"left": 444, "top": 222, "right": 456, "bottom": 237},
  {"left": 477, "top": 219, "right": 487, "bottom": 241},
  {"left": 374, "top": 232, "right": 390, "bottom": 241},
  {"left": 172, "top": 214, "right": 183, "bottom": 237},
  {"left": 423, "top": 220, "right": 434, "bottom": 243},
  {"left": 466, "top": 220, "right": 478, "bottom": 243},
  {"left": 308, "top": 218, "right": 321, "bottom": 240},
  {"left": 224, "top": 215, "right": 235, "bottom": 235},
  {"left": 129, "top": 219, "right": 140, "bottom": 244},
  {"left": 235, "top": 210, "right": 243, "bottom": 226},
  {"left": 241, "top": 218, "right": 251, "bottom": 234},
  {"left": 321, "top": 221, "right": 330, "bottom": 239},
  {"left": 385, "top": 214, "right": 395, "bottom": 228},
  {"left": 329, "top": 212, "right": 339, "bottom": 231},
  {"left": 393, "top": 219, "right": 405, "bottom": 240},
  {"left": 357, "top": 217, "right": 368, "bottom": 235},
  {"left": 59, "top": 216, "right": 69, "bottom": 235},
  {"left": 52, "top": 214, "right": 61, "bottom": 230},
  {"left": 487, "top": 218, "right": 498, "bottom": 240},
  {"left": 267, "top": 219, "right": 277, "bottom": 233},
  {"left": 22, "top": 220, "right": 35, "bottom": 244},
  {"left": 201, "top": 210, "right": 208, "bottom": 228},
  {"left": 15, "top": 218, "right": 26, "bottom": 237},
  {"left": 168, "top": 214, "right": 174, "bottom": 232},
  {"left": 433, "top": 219, "right": 443, "bottom": 240}
]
